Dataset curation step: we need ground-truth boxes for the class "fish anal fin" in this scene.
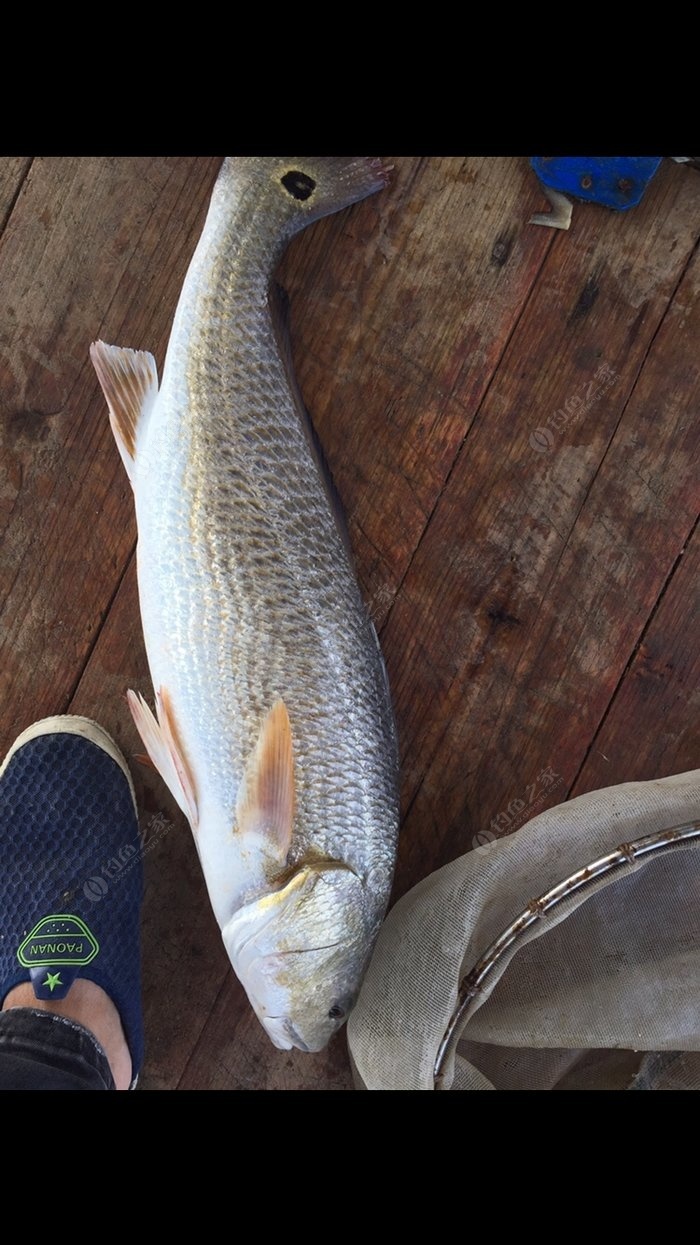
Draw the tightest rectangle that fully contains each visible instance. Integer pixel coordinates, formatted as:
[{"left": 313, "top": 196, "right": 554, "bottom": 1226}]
[
  {"left": 127, "top": 688, "right": 198, "bottom": 828},
  {"left": 90, "top": 340, "right": 159, "bottom": 483},
  {"left": 235, "top": 700, "right": 295, "bottom": 863}
]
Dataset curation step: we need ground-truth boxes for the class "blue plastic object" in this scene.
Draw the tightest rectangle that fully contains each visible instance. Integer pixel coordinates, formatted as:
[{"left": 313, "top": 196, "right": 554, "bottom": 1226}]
[{"left": 531, "top": 157, "right": 663, "bottom": 211}]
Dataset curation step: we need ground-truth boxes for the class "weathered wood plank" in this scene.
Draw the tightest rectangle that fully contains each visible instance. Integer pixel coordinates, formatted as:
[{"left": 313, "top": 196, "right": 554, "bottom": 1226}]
[
  {"left": 0, "top": 158, "right": 32, "bottom": 236},
  {"left": 0, "top": 157, "right": 221, "bottom": 752},
  {"left": 279, "top": 156, "right": 554, "bottom": 625},
  {"left": 573, "top": 521, "right": 699, "bottom": 796},
  {"left": 177, "top": 979, "right": 354, "bottom": 1090},
  {"left": 387, "top": 160, "right": 700, "bottom": 894}
]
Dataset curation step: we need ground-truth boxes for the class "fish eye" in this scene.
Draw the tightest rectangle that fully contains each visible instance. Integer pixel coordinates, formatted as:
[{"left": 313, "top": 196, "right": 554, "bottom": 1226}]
[
  {"left": 281, "top": 170, "right": 316, "bottom": 201},
  {"left": 328, "top": 1003, "right": 345, "bottom": 1021}
]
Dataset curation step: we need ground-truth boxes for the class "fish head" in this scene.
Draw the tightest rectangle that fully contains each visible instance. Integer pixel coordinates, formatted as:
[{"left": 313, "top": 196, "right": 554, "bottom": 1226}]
[
  {"left": 222, "top": 862, "right": 373, "bottom": 1052},
  {"left": 221, "top": 157, "right": 390, "bottom": 238}
]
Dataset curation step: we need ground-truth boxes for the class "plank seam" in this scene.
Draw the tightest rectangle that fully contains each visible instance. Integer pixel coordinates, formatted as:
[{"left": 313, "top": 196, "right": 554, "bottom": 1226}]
[
  {"left": 174, "top": 970, "right": 233, "bottom": 1090},
  {"left": 570, "top": 512, "right": 699, "bottom": 795},
  {"left": 472, "top": 232, "right": 700, "bottom": 782},
  {"left": 64, "top": 539, "right": 137, "bottom": 712},
  {"left": 0, "top": 157, "right": 33, "bottom": 242},
  {"left": 476, "top": 226, "right": 700, "bottom": 813},
  {"left": 544, "top": 235, "right": 700, "bottom": 598},
  {"left": 395, "top": 216, "right": 700, "bottom": 849},
  {"left": 379, "top": 222, "right": 557, "bottom": 641}
]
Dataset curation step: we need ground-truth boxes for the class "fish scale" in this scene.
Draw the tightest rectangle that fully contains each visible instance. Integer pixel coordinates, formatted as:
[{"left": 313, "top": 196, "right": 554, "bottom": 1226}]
[{"left": 91, "top": 157, "right": 399, "bottom": 1052}]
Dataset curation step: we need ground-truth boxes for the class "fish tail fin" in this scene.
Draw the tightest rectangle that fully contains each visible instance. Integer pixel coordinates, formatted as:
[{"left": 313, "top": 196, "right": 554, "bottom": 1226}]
[
  {"left": 220, "top": 157, "right": 391, "bottom": 235},
  {"left": 90, "top": 341, "right": 159, "bottom": 484},
  {"left": 284, "top": 156, "right": 391, "bottom": 220}
]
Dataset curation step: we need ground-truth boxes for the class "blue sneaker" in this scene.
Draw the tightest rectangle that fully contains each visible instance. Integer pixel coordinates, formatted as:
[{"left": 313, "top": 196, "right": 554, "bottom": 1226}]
[{"left": 0, "top": 717, "right": 144, "bottom": 1087}]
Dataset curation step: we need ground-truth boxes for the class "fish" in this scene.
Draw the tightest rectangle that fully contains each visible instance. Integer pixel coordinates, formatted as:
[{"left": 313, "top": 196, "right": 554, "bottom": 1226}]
[{"left": 90, "top": 157, "right": 399, "bottom": 1053}]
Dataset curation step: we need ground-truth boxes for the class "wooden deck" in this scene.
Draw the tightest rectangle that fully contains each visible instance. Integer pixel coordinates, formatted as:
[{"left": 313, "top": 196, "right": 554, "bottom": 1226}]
[{"left": 0, "top": 157, "right": 698, "bottom": 1090}]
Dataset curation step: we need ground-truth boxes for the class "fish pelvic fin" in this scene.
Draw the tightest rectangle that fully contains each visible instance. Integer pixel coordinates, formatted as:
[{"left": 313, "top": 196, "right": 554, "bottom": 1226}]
[
  {"left": 90, "top": 340, "right": 159, "bottom": 484},
  {"left": 235, "top": 700, "right": 295, "bottom": 863},
  {"left": 127, "top": 686, "right": 198, "bottom": 828}
]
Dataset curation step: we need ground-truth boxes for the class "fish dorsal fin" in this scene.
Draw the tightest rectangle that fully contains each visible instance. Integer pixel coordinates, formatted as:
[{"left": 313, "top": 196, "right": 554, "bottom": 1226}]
[
  {"left": 90, "top": 340, "right": 159, "bottom": 484},
  {"left": 127, "top": 686, "right": 198, "bottom": 828},
  {"left": 235, "top": 699, "right": 295, "bottom": 863}
]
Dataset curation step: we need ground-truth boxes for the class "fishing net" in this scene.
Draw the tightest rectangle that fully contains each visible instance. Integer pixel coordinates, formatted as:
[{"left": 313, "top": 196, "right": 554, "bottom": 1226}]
[{"left": 347, "top": 770, "right": 700, "bottom": 1090}]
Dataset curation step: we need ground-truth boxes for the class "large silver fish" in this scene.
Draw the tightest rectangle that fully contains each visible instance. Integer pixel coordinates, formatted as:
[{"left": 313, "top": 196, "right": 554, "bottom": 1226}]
[{"left": 90, "top": 157, "right": 399, "bottom": 1052}]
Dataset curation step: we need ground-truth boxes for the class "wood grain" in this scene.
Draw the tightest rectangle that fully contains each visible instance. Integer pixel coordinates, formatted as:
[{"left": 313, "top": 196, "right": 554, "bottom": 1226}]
[
  {"left": 0, "top": 156, "right": 220, "bottom": 751},
  {"left": 1, "top": 156, "right": 698, "bottom": 1089},
  {"left": 0, "top": 158, "right": 31, "bottom": 235},
  {"left": 178, "top": 978, "right": 354, "bottom": 1090},
  {"left": 279, "top": 156, "right": 555, "bottom": 626},
  {"left": 385, "top": 158, "right": 700, "bottom": 893},
  {"left": 573, "top": 520, "right": 699, "bottom": 795}
]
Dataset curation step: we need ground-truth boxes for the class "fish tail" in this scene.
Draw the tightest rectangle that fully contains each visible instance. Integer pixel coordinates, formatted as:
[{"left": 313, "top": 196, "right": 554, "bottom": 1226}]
[
  {"left": 302, "top": 156, "right": 392, "bottom": 213},
  {"left": 332, "top": 156, "right": 392, "bottom": 199},
  {"left": 221, "top": 157, "right": 392, "bottom": 232}
]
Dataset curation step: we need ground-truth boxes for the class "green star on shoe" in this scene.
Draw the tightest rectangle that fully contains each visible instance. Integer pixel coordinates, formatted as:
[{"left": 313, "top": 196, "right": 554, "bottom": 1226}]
[{"left": 43, "top": 971, "right": 63, "bottom": 993}]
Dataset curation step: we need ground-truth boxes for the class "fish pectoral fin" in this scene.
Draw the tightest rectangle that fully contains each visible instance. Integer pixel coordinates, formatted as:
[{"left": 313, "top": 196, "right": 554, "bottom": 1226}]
[
  {"left": 127, "top": 687, "right": 198, "bottom": 828},
  {"left": 90, "top": 341, "right": 159, "bottom": 484},
  {"left": 235, "top": 700, "right": 295, "bottom": 863}
]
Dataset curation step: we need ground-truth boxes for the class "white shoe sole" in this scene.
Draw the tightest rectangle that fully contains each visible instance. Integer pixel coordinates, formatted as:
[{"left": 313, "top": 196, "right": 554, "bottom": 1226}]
[{"left": 0, "top": 716, "right": 137, "bottom": 811}]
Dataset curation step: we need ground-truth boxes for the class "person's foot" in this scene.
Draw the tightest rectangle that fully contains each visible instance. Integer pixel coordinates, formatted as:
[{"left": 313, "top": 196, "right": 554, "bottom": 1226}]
[
  {"left": 0, "top": 717, "right": 144, "bottom": 1089},
  {"left": 2, "top": 978, "right": 133, "bottom": 1090}
]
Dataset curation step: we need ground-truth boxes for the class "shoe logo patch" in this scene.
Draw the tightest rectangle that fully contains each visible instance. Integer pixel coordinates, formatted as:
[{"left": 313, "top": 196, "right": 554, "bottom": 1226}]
[{"left": 17, "top": 914, "right": 99, "bottom": 967}]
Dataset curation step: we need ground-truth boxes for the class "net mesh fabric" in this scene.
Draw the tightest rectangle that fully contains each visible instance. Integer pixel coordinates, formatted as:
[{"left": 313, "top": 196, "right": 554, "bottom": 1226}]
[{"left": 347, "top": 771, "right": 700, "bottom": 1091}]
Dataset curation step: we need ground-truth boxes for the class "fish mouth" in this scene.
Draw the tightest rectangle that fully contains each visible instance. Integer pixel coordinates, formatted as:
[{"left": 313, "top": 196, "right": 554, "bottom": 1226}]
[{"left": 261, "top": 1015, "right": 312, "bottom": 1053}]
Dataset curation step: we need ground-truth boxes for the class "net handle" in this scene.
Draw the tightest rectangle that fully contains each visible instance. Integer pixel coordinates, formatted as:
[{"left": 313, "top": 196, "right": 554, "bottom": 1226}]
[{"left": 433, "top": 820, "right": 700, "bottom": 1088}]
